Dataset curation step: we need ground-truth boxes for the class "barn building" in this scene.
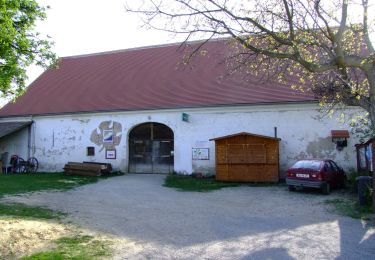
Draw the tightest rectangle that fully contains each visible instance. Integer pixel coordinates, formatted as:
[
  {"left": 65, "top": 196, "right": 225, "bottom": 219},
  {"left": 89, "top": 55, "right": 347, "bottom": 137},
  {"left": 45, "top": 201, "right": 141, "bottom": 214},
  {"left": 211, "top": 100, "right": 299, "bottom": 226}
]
[{"left": 0, "top": 40, "right": 358, "bottom": 177}]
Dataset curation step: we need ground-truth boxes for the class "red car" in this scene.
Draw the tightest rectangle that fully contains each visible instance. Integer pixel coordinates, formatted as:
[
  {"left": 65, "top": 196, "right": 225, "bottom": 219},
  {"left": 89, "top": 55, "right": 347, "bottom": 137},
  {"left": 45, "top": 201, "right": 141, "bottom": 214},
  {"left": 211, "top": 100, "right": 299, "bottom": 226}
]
[{"left": 286, "top": 159, "right": 346, "bottom": 194}]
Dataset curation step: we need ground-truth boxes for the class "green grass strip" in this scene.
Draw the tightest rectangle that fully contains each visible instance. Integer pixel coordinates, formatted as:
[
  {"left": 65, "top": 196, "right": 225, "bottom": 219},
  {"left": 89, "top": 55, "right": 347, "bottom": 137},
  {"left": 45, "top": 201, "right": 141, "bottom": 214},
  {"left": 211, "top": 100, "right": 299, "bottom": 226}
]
[
  {"left": 0, "top": 172, "right": 121, "bottom": 219},
  {"left": 0, "top": 172, "right": 102, "bottom": 197},
  {"left": 325, "top": 198, "right": 373, "bottom": 219},
  {"left": 164, "top": 175, "right": 240, "bottom": 192},
  {"left": 20, "top": 235, "right": 112, "bottom": 260},
  {"left": 0, "top": 203, "right": 65, "bottom": 219}
]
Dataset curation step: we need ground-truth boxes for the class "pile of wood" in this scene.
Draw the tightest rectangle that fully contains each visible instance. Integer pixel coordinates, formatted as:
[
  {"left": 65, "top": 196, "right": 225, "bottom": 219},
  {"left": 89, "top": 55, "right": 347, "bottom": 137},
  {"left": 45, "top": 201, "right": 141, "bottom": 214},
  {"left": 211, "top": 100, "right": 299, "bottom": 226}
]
[{"left": 63, "top": 162, "right": 112, "bottom": 176}]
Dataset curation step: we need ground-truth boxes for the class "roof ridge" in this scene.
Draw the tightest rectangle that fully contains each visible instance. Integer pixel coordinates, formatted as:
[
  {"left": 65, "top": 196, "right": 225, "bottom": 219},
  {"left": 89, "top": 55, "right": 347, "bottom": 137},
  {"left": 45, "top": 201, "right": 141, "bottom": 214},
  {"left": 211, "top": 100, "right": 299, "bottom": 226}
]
[{"left": 62, "top": 37, "right": 230, "bottom": 59}]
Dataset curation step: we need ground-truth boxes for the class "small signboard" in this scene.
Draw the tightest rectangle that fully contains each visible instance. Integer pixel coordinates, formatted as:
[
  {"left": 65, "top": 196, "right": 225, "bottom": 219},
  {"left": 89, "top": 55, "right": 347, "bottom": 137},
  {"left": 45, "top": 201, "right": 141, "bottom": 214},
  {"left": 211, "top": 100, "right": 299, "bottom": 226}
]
[
  {"left": 106, "top": 149, "right": 116, "bottom": 159},
  {"left": 192, "top": 148, "right": 209, "bottom": 160},
  {"left": 182, "top": 113, "right": 189, "bottom": 122}
]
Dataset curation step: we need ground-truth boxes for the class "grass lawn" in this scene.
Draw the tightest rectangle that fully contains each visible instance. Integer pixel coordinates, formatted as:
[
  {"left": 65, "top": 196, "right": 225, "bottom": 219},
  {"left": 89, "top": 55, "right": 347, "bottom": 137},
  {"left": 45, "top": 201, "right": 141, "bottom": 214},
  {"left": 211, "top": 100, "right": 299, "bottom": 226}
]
[
  {"left": 0, "top": 172, "right": 104, "bottom": 197},
  {"left": 0, "top": 202, "right": 65, "bottom": 219},
  {"left": 164, "top": 174, "right": 241, "bottom": 192},
  {"left": 0, "top": 172, "right": 120, "bottom": 218},
  {"left": 325, "top": 197, "right": 373, "bottom": 220},
  {"left": 20, "top": 235, "right": 112, "bottom": 260},
  {"left": 164, "top": 175, "right": 245, "bottom": 192},
  {"left": 164, "top": 174, "right": 284, "bottom": 192}
]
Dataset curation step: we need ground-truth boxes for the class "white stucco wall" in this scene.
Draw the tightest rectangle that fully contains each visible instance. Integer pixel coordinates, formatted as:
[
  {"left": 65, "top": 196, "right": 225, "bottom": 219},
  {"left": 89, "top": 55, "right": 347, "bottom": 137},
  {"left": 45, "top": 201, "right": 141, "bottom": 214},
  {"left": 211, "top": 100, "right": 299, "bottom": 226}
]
[{"left": 0, "top": 103, "right": 362, "bottom": 176}]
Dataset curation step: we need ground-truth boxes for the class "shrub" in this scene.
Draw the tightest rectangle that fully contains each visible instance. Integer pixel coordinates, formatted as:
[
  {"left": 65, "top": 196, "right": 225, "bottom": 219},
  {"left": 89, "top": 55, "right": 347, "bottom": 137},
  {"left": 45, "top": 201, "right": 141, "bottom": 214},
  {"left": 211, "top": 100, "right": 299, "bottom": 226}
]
[{"left": 346, "top": 169, "right": 371, "bottom": 193}]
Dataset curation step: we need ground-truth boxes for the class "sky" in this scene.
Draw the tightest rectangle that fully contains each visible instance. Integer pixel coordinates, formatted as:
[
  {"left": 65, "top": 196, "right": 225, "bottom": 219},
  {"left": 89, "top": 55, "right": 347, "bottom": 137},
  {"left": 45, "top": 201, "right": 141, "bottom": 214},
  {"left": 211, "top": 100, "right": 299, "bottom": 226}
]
[
  {"left": 14, "top": 0, "right": 375, "bottom": 90},
  {"left": 27, "top": 0, "right": 177, "bottom": 83}
]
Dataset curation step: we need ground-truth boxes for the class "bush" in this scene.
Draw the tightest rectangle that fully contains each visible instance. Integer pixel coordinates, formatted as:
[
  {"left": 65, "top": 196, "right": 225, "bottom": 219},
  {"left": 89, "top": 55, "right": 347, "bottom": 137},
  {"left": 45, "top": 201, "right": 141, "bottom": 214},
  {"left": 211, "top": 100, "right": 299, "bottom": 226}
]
[
  {"left": 364, "top": 184, "right": 373, "bottom": 207},
  {"left": 346, "top": 169, "right": 371, "bottom": 193}
]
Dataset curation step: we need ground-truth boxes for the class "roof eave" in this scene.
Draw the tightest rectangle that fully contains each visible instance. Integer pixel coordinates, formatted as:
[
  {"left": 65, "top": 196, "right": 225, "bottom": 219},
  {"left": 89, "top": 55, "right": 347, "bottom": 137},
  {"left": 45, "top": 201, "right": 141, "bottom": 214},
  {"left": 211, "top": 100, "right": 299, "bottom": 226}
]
[{"left": 0, "top": 100, "right": 318, "bottom": 119}]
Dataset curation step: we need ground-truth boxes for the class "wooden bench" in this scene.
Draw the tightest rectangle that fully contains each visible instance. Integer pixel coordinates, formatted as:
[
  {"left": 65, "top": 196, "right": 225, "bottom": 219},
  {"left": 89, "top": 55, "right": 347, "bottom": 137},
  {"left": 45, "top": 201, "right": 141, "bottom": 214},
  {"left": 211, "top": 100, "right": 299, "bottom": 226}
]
[{"left": 63, "top": 162, "right": 112, "bottom": 176}]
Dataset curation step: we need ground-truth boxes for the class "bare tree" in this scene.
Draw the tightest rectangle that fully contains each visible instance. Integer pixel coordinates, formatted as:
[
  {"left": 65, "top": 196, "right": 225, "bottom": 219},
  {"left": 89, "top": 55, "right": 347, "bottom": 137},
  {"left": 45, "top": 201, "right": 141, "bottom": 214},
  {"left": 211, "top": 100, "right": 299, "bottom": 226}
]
[{"left": 126, "top": 0, "right": 374, "bottom": 133}]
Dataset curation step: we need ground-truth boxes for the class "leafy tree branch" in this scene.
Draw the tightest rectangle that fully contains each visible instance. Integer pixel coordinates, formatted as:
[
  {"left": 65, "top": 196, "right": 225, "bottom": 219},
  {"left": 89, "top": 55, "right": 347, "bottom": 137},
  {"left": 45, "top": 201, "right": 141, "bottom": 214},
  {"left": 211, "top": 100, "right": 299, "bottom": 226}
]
[{"left": 0, "top": 0, "right": 56, "bottom": 98}]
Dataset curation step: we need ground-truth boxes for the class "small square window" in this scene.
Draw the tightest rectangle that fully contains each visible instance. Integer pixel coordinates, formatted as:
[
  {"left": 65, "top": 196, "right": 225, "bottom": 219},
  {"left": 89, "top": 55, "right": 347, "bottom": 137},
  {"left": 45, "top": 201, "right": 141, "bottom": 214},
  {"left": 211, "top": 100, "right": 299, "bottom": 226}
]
[{"left": 87, "top": 147, "right": 95, "bottom": 156}]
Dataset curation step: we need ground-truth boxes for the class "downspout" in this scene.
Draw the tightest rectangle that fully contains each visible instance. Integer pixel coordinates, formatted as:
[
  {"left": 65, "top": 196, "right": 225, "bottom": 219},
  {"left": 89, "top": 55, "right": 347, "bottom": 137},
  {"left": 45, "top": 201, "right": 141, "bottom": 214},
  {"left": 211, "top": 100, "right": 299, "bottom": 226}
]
[
  {"left": 28, "top": 117, "right": 34, "bottom": 158},
  {"left": 274, "top": 126, "right": 280, "bottom": 181},
  {"left": 27, "top": 123, "right": 32, "bottom": 159}
]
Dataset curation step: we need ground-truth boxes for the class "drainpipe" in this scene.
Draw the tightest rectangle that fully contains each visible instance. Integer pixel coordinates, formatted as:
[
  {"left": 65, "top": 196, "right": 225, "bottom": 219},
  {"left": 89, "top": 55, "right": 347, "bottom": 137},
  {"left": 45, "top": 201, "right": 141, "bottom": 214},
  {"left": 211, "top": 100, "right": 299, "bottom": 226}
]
[
  {"left": 27, "top": 125, "right": 31, "bottom": 159},
  {"left": 28, "top": 117, "right": 34, "bottom": 158},
  {"left": 274, "top": 126, "right": 280, "bottom": 182}
]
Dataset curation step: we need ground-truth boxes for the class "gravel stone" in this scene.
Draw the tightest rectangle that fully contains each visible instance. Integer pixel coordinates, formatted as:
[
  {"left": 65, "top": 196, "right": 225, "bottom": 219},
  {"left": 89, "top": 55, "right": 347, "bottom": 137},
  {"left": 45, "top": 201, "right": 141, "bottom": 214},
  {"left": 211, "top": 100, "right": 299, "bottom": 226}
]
[{"left": 2, "top": 174, "right": 375, "bottom": 259}]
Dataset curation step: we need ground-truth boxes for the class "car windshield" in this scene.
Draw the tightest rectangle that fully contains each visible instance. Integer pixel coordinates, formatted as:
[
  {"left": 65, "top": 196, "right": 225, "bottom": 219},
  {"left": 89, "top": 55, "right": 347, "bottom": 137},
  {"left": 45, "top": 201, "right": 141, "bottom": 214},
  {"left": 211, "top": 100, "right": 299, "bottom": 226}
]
[{"left": 291, "top": 160, "right": 321, "bottom": 170}]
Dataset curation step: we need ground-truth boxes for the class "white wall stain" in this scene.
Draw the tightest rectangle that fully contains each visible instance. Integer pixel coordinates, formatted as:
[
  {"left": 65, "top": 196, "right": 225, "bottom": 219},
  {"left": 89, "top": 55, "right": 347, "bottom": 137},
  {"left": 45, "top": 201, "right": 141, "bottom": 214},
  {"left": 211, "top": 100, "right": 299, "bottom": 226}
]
[{"left": 72, "top": 118, "right": 90, "bottom": 123}]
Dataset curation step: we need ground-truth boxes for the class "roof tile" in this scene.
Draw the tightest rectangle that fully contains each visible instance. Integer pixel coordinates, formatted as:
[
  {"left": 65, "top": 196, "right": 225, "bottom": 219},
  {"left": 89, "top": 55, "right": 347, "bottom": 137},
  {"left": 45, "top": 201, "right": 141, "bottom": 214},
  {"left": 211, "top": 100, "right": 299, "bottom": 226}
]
[{"left": 0, "top": 40, "right": 315, "bottom": 117}]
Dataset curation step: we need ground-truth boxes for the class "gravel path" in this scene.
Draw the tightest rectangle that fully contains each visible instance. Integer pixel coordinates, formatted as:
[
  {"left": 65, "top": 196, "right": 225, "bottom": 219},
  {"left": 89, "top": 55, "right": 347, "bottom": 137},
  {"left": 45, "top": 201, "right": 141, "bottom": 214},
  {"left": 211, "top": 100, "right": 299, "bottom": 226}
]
[{"left": 2, "top": 174, "right": 375, "bottom": 259}]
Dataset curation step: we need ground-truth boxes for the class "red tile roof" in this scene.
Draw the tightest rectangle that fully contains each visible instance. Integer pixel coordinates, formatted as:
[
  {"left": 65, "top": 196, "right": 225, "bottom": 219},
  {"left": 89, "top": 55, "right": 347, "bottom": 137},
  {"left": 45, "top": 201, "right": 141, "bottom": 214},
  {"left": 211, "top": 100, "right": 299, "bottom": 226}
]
[
  {"left": 331, "top": 130, "right": 350, "bottom": 138},
  {"left": 0, "top": 40, "right": 315, "bottom": 117}
]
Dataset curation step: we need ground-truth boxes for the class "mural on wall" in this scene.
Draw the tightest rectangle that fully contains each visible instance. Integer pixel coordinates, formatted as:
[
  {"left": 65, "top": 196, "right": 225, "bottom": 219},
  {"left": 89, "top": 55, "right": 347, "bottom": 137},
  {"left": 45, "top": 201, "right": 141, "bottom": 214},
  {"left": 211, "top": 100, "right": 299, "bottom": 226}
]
[{"left": 90, "top": 121, "right": 122, "bottom": 152}]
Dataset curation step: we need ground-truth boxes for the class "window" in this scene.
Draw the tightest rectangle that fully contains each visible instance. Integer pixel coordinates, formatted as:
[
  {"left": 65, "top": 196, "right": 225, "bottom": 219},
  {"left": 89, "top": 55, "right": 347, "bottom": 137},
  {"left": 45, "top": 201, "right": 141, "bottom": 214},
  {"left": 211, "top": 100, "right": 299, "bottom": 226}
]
[
  {"left": 329, "top": 161, "right": 339, "bottom": 172},
  {"left": 87, "top": 147, "right": 95, "bottom": 156},
  {"left": 291, "top": 160, "right": 321, "bottom": 171},
  {"left": 324, "top": 162, "right": 335, "bottom": 173}
]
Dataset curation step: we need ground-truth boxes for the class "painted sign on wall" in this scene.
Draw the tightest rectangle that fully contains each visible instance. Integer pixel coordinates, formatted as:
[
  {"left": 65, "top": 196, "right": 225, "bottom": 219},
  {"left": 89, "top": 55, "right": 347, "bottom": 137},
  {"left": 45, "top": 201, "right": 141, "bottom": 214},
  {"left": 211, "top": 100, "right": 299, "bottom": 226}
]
[
  {"left": 192, "top": 148, "right": 209, "bottom": 160},
  {"left": 90, "top": 121, "right": 122, "bottom": 152},
  {"left": 103, "top": 130, "right": 114, "bottom": 142}
]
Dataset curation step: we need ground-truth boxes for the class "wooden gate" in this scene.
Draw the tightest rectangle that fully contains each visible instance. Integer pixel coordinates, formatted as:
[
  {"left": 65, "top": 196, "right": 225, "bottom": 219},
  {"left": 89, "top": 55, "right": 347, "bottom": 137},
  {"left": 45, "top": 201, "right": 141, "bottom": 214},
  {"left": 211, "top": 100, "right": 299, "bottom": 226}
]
[{"left": 129, "top": 122, "right": 174, "bottom": 174}]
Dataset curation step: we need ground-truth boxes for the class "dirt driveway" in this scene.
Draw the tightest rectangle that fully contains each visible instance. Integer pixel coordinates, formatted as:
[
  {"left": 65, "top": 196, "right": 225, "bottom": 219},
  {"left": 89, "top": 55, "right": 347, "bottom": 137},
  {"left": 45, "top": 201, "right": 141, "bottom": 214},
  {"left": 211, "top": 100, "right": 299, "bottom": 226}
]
[{"left": 2, "top": 174, "right": 375, "bottom": 259}]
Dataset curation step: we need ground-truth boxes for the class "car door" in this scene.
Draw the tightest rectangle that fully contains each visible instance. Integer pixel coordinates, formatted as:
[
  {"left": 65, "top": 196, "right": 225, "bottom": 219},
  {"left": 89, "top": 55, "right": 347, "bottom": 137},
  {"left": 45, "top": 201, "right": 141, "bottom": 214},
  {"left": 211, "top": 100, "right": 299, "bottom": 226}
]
[
  {"left": 329, "top": 160, "right": 344, "bottom": 188},
  {"left": 323, "top": 161, "right": 334, "bottom": 183}
]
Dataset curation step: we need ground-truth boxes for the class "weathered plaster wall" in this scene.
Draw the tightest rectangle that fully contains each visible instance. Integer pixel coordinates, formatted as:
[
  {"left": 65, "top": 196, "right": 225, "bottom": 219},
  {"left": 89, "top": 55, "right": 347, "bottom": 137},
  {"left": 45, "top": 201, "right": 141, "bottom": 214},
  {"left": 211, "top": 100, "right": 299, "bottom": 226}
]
[{"left": 0, "top": 103, "right": 361, "bottom": 176}]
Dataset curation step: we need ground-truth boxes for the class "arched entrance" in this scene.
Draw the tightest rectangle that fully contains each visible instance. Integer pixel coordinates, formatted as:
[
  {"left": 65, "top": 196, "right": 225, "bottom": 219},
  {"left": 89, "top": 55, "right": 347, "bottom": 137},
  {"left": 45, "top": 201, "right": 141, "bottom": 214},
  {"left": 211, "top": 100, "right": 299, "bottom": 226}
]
[{"left": 129, "top": 122, "right": 174, "bottom": 173}]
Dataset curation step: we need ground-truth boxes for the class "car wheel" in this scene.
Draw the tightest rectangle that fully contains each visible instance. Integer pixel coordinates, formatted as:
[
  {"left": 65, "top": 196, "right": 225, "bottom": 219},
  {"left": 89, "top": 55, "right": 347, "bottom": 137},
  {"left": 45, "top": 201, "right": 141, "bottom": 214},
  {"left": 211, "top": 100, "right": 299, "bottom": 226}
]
[
  {"left": 322, "top": 183, "right": 330, "bottom": 195},
  {"left": 288, "top": 185, "right": 296, "bottom": 192}
]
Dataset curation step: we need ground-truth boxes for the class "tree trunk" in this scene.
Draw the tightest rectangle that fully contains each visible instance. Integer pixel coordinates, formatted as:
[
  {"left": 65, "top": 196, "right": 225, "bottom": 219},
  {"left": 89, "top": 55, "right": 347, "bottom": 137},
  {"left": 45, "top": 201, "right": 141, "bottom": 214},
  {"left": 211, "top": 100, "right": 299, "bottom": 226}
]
[
  {"left": 367, "top": 69, "right": 375, "bottom": 129},
  {"left": 372, "top": 141, "right": 375, "bottom": 214},
  {"left": 368, "top": 72, "right": 375, "bottom": 213}
]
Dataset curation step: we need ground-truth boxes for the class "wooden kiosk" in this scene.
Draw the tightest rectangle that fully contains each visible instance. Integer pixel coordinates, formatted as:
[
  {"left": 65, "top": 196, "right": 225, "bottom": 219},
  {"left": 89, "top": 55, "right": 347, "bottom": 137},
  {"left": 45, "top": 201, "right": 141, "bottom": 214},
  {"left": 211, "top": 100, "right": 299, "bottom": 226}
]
[{"left": 210, "top": 132, "right": 280, "bottom": 182}]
